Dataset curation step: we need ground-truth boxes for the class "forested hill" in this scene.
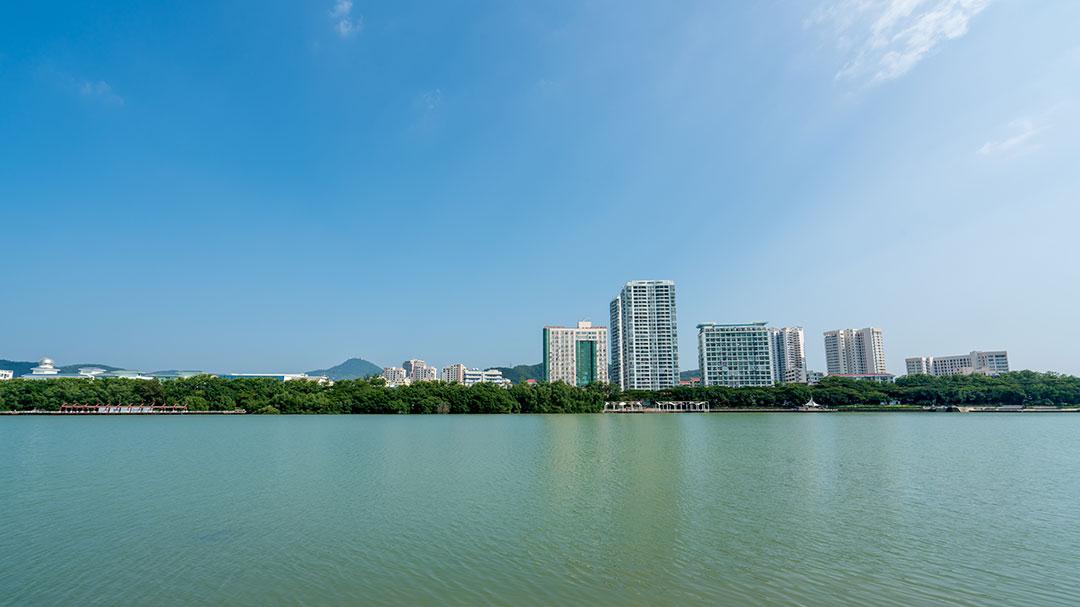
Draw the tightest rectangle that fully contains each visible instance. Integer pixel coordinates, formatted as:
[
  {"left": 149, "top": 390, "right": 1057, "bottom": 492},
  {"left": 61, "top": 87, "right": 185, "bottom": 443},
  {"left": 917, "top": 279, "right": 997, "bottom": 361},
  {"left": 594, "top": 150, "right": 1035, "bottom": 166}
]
[
  {"left": 306, "top": 358, "right": 382, "bottom": 380},
  {"left": 491, "top": 363, "right": 544, "bottom": 383},
  {"left": 0, "top": 360, "right": 121, "bottom": 377}
]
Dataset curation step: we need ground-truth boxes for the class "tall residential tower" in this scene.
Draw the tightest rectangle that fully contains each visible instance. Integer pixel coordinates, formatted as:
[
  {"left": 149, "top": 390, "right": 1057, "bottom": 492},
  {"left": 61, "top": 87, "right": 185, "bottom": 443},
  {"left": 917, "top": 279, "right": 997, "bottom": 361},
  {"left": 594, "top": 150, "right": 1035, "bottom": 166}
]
[
  {"left": 823, "top": 327, "right": 887, "bottom": 375},
  {"left": 769, "top": 326, "right": 807, "bottom": 384},
  {"left": 543, "top": 321, "right": 609, "bottom": 386},
  {"left": 610, "top": 280, "right": 679, "bottom": 390}
]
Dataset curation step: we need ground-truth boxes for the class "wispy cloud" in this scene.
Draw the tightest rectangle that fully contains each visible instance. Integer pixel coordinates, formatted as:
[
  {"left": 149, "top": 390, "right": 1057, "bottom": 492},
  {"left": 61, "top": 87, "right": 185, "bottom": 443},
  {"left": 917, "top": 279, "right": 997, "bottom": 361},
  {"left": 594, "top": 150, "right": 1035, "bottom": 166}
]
[
  {"left": 77, "top": 79, "right": 124, "bottom": 106},
  {"left": 809, "top": 0, "right": 992, "bottom": 84},
  {"left": 419, "top": 88, "right": 443, "bottom": 112},
  {"left": 408, "top": 88, "right": 444, "bottom": 133},
  {"left": 977, "top": 117, "right": 1045, "bottom": 157},
  {"left": 329, "top": 0, "right": 361, "bottom": 38}
]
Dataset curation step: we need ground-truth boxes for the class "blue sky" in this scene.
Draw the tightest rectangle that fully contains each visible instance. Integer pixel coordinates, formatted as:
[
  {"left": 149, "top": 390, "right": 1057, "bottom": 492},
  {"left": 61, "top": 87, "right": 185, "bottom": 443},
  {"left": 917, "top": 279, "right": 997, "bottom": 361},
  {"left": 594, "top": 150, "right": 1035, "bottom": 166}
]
[{"left": 1, "top": 0, "right": 1078, "bottom": 374}]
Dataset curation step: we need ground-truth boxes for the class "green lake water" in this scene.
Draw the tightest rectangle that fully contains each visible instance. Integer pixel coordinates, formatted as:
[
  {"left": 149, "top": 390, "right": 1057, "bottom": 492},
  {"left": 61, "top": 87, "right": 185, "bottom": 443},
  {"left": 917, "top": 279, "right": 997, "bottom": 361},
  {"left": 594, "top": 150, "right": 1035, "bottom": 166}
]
[{"left": 2, "top": 414, "right": 1079, "bottom": 606}]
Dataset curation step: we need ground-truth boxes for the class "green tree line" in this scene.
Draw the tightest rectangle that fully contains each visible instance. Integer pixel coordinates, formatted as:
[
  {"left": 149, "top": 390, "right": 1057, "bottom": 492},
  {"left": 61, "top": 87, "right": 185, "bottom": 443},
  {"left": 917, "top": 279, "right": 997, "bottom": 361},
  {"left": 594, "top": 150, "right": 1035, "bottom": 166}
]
[{"left": 1, "top": 371, "right": 1078, "bottom": 414}]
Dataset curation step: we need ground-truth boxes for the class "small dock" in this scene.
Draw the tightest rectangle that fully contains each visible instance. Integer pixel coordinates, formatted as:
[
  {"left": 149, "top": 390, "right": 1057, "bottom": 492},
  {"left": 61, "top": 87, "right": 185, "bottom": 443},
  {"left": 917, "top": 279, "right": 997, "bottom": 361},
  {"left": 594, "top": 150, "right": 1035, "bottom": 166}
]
[
  {"left": 1, "top": 404, "right": 247, "bottom": 415},
  {"left": 603, "top": 401, "right": 711, "bottom": 413}
]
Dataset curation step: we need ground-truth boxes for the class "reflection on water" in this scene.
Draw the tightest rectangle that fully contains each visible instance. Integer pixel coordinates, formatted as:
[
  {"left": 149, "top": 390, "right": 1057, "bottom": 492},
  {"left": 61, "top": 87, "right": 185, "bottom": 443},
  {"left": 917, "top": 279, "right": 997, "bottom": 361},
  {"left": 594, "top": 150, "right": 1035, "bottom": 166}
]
[{"left": 2, "top": 414, "right": 1079, "bottom": 606}]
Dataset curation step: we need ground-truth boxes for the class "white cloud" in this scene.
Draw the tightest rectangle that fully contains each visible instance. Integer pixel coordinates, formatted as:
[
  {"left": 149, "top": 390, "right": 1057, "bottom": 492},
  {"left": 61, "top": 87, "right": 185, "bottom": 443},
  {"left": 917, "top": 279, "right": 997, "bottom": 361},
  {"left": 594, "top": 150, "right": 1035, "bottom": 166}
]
[
  {"left": 810, "top": 0, "right": 991, "bottom": 84},
  {"left": 329, "top": 0, "right": 351, "bottom": 18},
  {"left": 77, "top": 80, "right": 124, "bottom": 106},
  {"left": 977, "top": 117, "right": 1044, "bottom": 157},
  {"left": 329, "top": 0, "right": 361, "bottom": 38}
]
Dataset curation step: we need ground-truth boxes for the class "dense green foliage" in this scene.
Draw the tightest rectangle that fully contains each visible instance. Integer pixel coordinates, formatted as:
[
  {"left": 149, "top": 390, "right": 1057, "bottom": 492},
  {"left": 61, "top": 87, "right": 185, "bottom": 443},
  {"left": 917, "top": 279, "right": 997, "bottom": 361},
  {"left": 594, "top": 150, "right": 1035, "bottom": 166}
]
[
  {"left": 490, "top": 363, "right": 544, "bottom": 384},
  {"left": 0, "top": 376, "right": 614, "bottom": 414},
  {"left": 1, "top": 371, "right": 1078, "bottom": 414},
  {"left": 652, "top": 371, "right": 1080, "bottom": 408}
]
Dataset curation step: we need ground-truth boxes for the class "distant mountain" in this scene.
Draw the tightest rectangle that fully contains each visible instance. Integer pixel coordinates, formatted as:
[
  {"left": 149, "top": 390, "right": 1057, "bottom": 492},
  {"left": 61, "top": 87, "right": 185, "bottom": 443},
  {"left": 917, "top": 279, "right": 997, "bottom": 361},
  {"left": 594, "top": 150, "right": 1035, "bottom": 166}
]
[
  {"left": 491, "top": 363, "right": 544, "bottom": 384},
  {"left": 680, "top": 369, "right": 701, "bottom": 380},
  {"left": 61, "top": 363, "right": 123, "bottom": 373},
  {"left": 0, "top": 359, "right": 121, "bottom": 378},
  {"left": 306, "top": 358, "right": 383, "bottom": 381}
]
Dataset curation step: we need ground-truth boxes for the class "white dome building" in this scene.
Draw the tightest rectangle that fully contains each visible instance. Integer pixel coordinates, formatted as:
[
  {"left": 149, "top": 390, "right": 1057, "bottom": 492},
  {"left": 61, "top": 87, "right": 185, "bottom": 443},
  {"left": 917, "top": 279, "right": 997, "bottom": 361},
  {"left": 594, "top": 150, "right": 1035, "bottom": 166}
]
[{"left": 30, "top": 358, "right": 59, "bottom": 375}]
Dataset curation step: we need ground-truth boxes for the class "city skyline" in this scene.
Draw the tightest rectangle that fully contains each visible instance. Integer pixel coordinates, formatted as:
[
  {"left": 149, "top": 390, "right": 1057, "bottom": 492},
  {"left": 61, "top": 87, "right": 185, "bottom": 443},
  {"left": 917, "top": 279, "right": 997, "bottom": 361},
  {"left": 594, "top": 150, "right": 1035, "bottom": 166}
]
[
  {"left": 2, "top": 2, "right": 1079, "bottom": 375},
  {"left": 0, "top": 278, "right": 1045, "bottom": 378},
  {"left": 0, "top": 307, "right": 1017, "bottom": 380}
]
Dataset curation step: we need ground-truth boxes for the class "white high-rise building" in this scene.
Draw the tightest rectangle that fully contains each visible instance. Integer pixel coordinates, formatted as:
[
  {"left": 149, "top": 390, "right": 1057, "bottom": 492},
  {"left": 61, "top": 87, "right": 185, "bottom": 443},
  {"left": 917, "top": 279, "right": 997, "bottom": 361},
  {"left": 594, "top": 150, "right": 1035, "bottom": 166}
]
[
  {"left": 543, "top": 321, "right": 609, "bottom": 386},
  {"left": 768, "top": 326, "right": 807, "bottom": 384},
  {"left": 381, "top": 367, "right": 408, "bottom": 386},
  {"left": 610, "top": 280, "right": 679, "bottom": 391},
  {"left": 906, "top": 351, "right": 1009, "bottom": 376},
  {"left": 441, "top": 363, "right": 466, "bottom": 384},
  {"left": 697, "top": 322, "right": 775, "bottom": 388},
  {"left": 824, "top": 327, "right": 887, "bottom": 375}
]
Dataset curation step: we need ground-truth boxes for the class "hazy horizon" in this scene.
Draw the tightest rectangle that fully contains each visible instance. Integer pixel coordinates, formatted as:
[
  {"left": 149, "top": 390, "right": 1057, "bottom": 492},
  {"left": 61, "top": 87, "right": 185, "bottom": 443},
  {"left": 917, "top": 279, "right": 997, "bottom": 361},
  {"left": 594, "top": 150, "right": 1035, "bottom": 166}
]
[{"left": 2, "top": 1, "right": 1078, "bottom": 375}]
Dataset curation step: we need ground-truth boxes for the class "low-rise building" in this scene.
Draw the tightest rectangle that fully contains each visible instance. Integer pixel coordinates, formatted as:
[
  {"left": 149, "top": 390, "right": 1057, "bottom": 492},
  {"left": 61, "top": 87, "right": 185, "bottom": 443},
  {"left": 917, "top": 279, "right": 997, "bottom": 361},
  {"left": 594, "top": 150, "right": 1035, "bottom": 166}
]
[
  {"left": 97, "top": 369, "right": 155, "bottom": 380},
  {"left": 220, "top": 373, "right": 330, "bottom": 384},
  {"left": 381, "top": 367, "right": 408, "bottom": 386},
  {"left": 19, "top": 358, "right": 169, "bottom": 381},
  {"left": 148, "top": 371, "right": 210, "bottom": 380},
  {"left": 20, "top": 358, "right": 92, "bottom": 380},
  {"left": 0, "top": 370, "right": 13, "bottom": 381},
  {"left": 805, "top": 370, "right": 825, "bottom": 385},
  {"left": 905, "top": 351, "right": 1009, "bottom": 376},
  {"left": 463, "top": 368, "right": 511, "bottom": 388},
  {"left": 829, "top": 372, "right": 896, "bottom": 383}
]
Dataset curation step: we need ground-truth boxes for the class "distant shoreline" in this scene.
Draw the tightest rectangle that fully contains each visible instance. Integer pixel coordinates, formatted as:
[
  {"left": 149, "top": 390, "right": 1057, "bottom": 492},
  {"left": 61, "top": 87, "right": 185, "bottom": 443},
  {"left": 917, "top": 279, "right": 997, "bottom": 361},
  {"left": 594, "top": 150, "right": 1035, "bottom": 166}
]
[
  {"left": 4, "top": 406, "right": 1079, "bottom": 416},
  {"left": 2, "top": 372, "right": 1078, "bottom": 414}
]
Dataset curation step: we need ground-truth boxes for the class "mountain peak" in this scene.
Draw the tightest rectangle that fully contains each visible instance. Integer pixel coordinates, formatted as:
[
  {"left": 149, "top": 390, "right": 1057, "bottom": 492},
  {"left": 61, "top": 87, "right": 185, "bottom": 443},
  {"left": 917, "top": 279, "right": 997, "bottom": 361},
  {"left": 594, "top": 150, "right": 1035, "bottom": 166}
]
[{"left": 306, "top": 358, "right": 382, "bottom": 381}]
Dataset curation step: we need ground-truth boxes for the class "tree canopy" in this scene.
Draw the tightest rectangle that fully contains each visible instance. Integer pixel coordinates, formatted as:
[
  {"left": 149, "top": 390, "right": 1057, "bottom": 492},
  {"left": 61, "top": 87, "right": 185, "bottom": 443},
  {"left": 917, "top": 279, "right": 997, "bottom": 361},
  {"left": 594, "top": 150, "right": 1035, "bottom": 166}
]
[{"left": 1, "top": 371, "right": 1077, "bottom": 414}]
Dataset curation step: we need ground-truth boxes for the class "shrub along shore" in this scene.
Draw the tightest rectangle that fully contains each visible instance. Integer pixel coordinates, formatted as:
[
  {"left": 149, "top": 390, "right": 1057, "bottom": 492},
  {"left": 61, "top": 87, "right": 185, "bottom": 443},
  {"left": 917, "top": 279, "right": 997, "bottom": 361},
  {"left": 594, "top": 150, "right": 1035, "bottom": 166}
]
[{"left": 1, "top": 371, "right": 1078, "bottom": 414}]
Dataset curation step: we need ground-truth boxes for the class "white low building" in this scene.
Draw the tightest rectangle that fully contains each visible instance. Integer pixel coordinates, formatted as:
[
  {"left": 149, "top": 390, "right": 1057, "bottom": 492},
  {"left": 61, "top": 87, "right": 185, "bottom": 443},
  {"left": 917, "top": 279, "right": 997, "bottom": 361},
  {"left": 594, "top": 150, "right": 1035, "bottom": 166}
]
[
  {"left": 220, "top": 373, "right": 331, "bottom": 385},
  {"left": 463, "top": 368, "right": 511, "bottom": 388},
  {"left": 906, "top": 351, "right": 1009, "bottom": 376},
  {"left": 0, "top": 369, "right": 13, "bottom": 381},
  {"left": 20, "top": 358, "right": 88, "bottom": 380},
  {"left": 19, "top": 358, "right": 160, "bottom": 381}
]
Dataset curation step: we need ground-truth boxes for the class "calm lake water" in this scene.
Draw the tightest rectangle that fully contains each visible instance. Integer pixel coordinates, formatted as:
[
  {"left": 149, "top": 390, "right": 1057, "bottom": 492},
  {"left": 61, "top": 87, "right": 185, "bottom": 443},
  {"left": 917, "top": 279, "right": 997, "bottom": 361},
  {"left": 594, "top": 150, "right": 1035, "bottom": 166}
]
[{"left": 2, "top": 414, "right": 1079, "bottom": 606}]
